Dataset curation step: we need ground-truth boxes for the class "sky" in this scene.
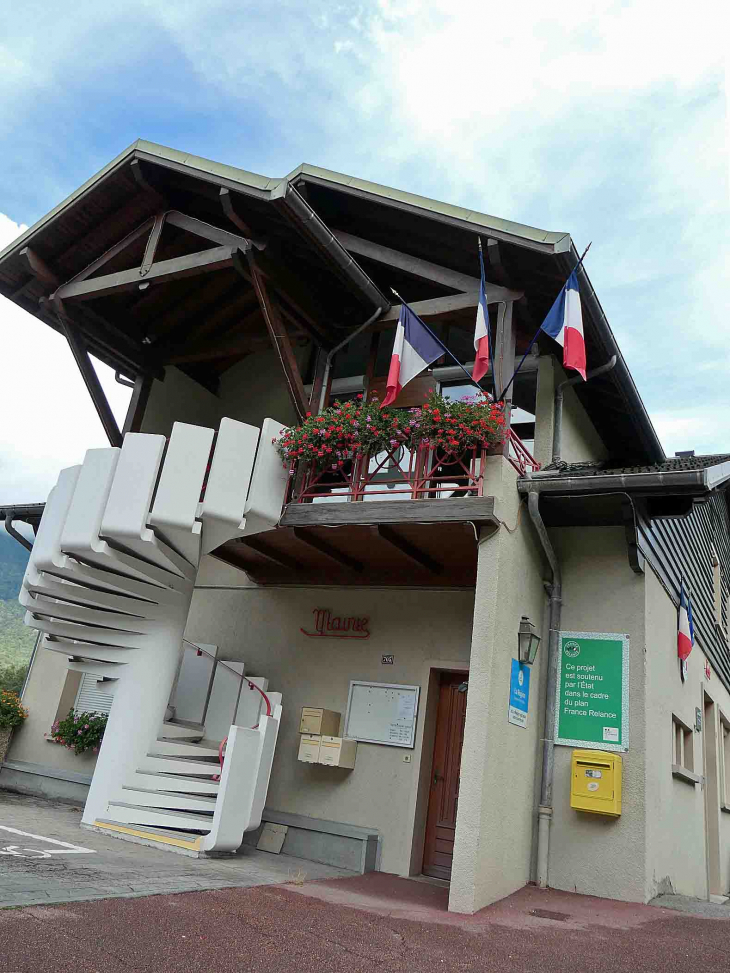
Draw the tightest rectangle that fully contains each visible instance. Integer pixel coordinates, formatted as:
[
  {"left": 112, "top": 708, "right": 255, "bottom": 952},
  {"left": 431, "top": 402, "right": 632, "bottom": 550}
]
[{"left": 1, "top": 0, "right": 728, "bottom": 504}]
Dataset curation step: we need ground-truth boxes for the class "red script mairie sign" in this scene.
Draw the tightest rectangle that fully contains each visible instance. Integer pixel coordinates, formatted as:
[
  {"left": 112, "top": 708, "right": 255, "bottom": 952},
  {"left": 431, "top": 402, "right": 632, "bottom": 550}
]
[{"left": 301, "top": 609, "right": 370, "bottom": 640}]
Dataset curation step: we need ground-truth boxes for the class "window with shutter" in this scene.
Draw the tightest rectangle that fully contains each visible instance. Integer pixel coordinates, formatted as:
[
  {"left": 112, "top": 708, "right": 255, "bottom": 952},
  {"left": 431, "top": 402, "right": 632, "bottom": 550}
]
[{"left": 74, "top": 673, "right": 115, "bottom": 715}]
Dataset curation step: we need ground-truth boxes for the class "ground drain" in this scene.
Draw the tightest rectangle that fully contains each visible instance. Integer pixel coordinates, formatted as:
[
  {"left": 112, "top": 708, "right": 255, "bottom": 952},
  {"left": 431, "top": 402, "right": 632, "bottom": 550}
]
[{"left": 530, "top": 909, "right": 571, "bottom": 922}]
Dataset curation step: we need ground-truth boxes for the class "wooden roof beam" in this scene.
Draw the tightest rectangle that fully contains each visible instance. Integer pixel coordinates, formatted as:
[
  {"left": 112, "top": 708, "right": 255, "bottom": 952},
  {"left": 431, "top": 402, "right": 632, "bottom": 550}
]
[
  {"left": 52, "top": 245, "right": 240, "bottom": 302},
  {"left": 240, "top": 249, "right": 308, "bottom": 420},
  {"left": 380, "top": 291, "right": 480, "bottom": 324},
  {"left": 377, "top": 525, "right": 443, "bottom": 574},
  {"left": 333, "top": 229, "right": 522, "bottom": 302},
  {"left": 293, "top": 528, "right": 363, "bottom": 573}
]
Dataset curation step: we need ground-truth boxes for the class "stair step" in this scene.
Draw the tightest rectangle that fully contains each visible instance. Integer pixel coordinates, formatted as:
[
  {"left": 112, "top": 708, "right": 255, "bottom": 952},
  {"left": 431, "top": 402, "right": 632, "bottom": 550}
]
[
  {"left": 107, "top": 802, "right": 214, "bottom": 832},
  {"left": 121, "top": 786, "right": 217, "bottom": 812},
  {"left": 160, "top": 722, "right": 205, "bottom": 742},
  {"left": 128, "top": 771, "right": 219, "bottom": 795},
  {"left": 138, "top": 754, "right": 220, "bottom": 776},
  {"left": 166, "top": 717, "right": 207, "bottom": 730},
  {"left": 92, "top": 818, "right": 204, "bottom": 853},
  {"left": 150, "top": 738, "right": 221, "bottom": 759}
]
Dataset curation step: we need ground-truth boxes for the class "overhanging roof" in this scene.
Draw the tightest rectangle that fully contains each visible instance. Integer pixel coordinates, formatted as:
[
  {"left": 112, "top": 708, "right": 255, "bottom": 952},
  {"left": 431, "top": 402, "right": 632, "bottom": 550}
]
[{"left": 0, "top": 140, "right": 663, "bottom": 463}]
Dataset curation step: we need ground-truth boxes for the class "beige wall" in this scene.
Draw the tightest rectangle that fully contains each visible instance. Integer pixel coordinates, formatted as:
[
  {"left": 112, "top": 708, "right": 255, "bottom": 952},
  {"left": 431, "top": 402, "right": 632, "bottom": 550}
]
[
  {"left": 141, "top": 366, "right": 222, "bottom": 437},
  {"left": 217, "top": 349, "right": 302, "bottom": 431},
  {"left": 8, "top": 647, "right": 99, "bottom": 776},
  {"left": 644, "top": 566, "right": 730, "bottom": 899},
  {"left": 533, "top": 356, "right": 608, "bottom": 467},
  {"left": 548, "top": 527, "right": 647, "bottom": 902},
  {"left": 449, "top": 458, "right": 549, "bottom": 913},
  {"left": 184, "top": 584, "right": 475, "bottom": 876}
]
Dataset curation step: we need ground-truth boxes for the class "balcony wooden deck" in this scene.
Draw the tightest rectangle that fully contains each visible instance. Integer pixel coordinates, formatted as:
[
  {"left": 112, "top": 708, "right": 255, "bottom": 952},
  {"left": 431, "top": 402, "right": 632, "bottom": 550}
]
[{"left": 215, "top": 498, "right": 499, "bottom": 587}]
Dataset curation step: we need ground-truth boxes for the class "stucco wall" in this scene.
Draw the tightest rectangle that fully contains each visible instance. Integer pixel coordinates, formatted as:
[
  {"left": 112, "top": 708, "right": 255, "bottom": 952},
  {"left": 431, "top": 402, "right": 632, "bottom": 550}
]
[
  {"left": 449, "top": 458, "right": 549, "bottom": 913},
  {"left": 548, "top": 527, "right": 646, "bottom": 902},
  {"left": 141, "top": 365, "right": 221, "bottom": 437},
  {"left": 644, "top": 564, "right": 730, "bottom": 899},
  {"left": 7, "top": 646, "right": 99, "bottom": 776},
  {"left": 216, "top": 349, "right": 302, "bottom": 431},
  {"left": 533, "top": 356, "right": 608, "bottom": 467},
  {"left": 184, "top": 584, "right": 475, "bottom": 877}
]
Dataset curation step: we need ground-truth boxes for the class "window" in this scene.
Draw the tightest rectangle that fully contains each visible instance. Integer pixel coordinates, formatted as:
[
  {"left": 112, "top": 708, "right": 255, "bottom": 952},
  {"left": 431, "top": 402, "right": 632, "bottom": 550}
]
[
  {"left": 720, "top": 714, "right": 730, "bottom": 811},
  {"left": 75, "top": 672, "right": 115, "bottom": 716},
  {"left": 672, "top": 714, "right": 700, "bottom": 785}
]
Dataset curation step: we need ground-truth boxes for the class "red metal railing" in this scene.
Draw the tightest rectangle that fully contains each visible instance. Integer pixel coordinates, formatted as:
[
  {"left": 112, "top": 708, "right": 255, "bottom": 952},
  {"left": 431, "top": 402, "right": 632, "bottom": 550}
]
[{"left": 288, "top": 432, "right": 540, "bottom": 504}]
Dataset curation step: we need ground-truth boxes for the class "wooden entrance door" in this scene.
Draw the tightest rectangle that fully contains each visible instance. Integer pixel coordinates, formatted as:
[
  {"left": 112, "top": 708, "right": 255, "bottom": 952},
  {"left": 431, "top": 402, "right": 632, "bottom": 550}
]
[{"left": 422, "top": 672, "right": 468, "bottom": 880}]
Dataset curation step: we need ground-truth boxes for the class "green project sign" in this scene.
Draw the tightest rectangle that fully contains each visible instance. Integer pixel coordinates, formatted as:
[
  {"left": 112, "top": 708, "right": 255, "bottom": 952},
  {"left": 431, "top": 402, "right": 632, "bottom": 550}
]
[{"left": 555, "top": 631, "right": 629, "bottom": 752}]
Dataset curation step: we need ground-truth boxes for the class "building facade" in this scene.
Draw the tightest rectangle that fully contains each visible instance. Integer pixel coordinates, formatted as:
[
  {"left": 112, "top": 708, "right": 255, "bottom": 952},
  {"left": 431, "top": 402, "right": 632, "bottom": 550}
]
[{"left": 1, "top": 142, "right": 729, "bottom": 912}]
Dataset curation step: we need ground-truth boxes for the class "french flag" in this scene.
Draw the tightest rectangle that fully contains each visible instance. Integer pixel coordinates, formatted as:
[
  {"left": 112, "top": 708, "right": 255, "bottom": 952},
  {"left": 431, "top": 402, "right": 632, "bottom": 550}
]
[
  {"left": 540, "top": 270, "right": 587, "bottom": 380},
  {"left": 678, "top": 581, "right": 694, "bottom": 662},
  {"left": 381, "top": 304, "right": 444, "bottom": 407},
  {"left": 472, "top": 258, "right": 490, "bottom": 385}
]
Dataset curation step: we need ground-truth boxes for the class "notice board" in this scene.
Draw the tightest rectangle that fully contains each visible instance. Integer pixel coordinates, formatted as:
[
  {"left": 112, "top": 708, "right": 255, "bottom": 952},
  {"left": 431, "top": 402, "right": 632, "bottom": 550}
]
[
  {"left": 344, "top": 681, "right": 420, "bottom": 748},
  {"left": 555, "top": 631, "right": 629, "bottom": 752}
]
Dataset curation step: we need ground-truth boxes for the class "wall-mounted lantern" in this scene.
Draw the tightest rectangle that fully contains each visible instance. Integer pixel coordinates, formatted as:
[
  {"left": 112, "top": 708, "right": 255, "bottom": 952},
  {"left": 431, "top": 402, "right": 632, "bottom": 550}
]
[{"left": 517, "top": 615, "right": 541, "bottom": 666}]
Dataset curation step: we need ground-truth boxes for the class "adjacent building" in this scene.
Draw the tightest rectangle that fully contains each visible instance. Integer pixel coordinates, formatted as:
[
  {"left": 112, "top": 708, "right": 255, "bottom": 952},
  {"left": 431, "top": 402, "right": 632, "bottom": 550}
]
[{"left": 1, "top": 141, "right": 729, "bottom": 913}]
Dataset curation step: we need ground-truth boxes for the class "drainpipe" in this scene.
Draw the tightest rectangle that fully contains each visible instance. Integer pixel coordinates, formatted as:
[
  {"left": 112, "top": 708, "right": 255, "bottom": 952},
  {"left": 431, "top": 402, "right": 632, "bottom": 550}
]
[
  {"left": 552, "top": 356, "right": 617, "bottom": 465},
  {"left": 2, "top": 508, "right": 33, "bottom": 553},
  {"left": 318, "top": 307, "right": 383, "bottom": 412},
  {"left": 526, "top": 483, "right": 562, "bottom": 889}
]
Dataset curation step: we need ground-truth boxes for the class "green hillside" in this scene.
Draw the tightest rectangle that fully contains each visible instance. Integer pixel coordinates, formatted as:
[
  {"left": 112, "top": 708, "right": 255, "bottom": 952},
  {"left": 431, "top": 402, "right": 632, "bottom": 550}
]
[{"left": 0, "top": 531, "right": 35, "bottom": 692}]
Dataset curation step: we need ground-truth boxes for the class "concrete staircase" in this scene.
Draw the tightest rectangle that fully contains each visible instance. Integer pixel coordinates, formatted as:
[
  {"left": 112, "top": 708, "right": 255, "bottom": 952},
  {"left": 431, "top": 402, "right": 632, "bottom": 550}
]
[{"left": 20, "top": 417, "right": 287, "bottom": 855}]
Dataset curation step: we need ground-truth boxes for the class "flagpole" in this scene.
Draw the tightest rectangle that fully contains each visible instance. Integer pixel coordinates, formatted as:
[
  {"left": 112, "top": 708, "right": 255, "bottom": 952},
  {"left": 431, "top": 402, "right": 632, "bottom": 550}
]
[
  {"left": 389, "top": 288, "right": 489, "bottom": 397},
  {"left": 497, "top": 242, "right": 593, "bottom": 403},
  {"left": 478, "top": 237, "right": 498, "bottom": 398}
]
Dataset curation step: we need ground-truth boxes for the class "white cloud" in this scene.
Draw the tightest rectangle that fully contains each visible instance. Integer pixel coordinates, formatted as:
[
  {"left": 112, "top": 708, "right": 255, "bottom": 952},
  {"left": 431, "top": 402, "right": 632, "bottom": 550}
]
[
  {"left": 0, "top": 0, "right": 728, "bottom": 464},
  {"left": 0, "top": 215, "right": 130, "bottom": 503}
]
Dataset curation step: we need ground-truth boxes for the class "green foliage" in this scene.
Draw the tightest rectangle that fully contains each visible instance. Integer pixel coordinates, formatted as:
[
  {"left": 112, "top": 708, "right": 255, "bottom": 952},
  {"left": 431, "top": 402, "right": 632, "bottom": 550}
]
[
  {"left": 50, "top": 709, "right": 108, "bottom": 756},
  {"left": 0, "top": 530, "right": 30, "bottom": 600},
  {"left": 0, "top": 599, "right": 36, "bottom": 667},
  {"left": 0, "top": 689, "right": 28, "bottom": 729},
  {"left": 0, "top": 663, "right": 27, "bottom": 695}
]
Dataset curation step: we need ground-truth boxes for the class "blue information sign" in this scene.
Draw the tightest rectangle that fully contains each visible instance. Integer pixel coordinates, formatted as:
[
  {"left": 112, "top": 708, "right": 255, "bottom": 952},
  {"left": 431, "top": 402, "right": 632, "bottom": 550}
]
[{"left": 508, "top": 658, "right": 530, "bottom": 728}]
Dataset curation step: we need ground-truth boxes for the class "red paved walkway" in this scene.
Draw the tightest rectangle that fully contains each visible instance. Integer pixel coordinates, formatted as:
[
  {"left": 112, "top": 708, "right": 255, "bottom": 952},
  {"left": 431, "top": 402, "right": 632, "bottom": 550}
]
[{"left": 0, "top": 875, "right": 727, "bottom": 972}]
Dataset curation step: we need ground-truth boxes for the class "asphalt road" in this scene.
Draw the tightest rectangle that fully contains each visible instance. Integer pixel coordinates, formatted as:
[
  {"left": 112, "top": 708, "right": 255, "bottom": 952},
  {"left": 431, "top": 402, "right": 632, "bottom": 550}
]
[{"left": 1, "top": 880, "right": 729, "bottom": 973}]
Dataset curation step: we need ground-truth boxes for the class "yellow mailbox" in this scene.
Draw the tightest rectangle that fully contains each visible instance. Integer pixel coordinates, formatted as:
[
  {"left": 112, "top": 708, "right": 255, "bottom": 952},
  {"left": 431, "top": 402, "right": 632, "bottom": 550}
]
[{"left": 570, "top": 749, "right": 622, "bottom": 817}]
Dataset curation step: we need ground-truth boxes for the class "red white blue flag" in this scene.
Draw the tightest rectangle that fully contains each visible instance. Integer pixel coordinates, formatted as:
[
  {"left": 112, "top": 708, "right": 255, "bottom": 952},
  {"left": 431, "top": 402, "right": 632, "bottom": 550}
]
[
  {"left": 678, "top": 581, "right": 694, "bottom": 662},
  {"left": 382, "top": 304, "right": 444, "bottom": 407},
  {"left": 473, "top": 247, "right": 490, "bottom": 384},
  {"left": 540, "top": 270, "right": 587, "bottom": 380}
]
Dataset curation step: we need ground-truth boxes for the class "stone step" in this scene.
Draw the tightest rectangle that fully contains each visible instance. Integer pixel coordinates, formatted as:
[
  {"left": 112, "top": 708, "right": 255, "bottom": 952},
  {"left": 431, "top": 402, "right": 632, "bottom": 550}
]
[
  {"left": 107, "top": 802, "right": 214, "bottom": 833},
  {"left": 121, "top": 786, "right": 217, "bottom": 813},
  {"left": 128, "top": 771, "right": 219, "bottom": 795}
]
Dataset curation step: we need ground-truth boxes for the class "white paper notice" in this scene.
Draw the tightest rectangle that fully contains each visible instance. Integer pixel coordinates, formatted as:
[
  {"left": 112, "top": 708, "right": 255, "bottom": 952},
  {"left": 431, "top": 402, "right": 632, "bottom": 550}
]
[{"left": 397, "top": 694, "right": 415, "bottom": 721}]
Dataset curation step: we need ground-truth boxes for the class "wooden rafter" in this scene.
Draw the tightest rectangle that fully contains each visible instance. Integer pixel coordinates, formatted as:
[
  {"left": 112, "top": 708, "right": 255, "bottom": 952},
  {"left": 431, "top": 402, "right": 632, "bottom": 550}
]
[
  {"left": 53, "top": 245, "right": 239, "bottom": 302},
  {"left": 292, "top": 529, "right": 363, "bottom": 573},
  {"left": 333, "top": 229, "right": 522, "bottom": 303},
  {"left": 240, "top": 250, "right": 308, "bottom": 420},
  {"left": 380, "top": 291, "right": 480, "bottom": 324},
  {"left": 377, "top": 525, "right": 443, "bottom": 574},
  {"left": 238, "top": 536, "right": 302, "bottom": 572}
]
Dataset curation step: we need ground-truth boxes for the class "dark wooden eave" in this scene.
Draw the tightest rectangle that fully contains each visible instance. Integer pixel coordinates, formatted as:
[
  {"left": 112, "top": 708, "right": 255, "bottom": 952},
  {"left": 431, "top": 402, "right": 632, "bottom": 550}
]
[{"left": 212, "top": 498, "right": 498, "bottom": 587}]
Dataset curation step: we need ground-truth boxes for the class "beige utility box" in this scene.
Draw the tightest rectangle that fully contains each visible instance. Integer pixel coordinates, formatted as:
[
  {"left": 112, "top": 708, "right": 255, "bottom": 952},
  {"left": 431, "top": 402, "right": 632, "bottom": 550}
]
[
  {"left": 300, "top": 707, "right": 341, "bottom": 736},
  {"left": 319, "top": 736, "right": 357, "bottom": 769},
  {"left": 297, "top": 734, "right": 322, "bottom": 763}
]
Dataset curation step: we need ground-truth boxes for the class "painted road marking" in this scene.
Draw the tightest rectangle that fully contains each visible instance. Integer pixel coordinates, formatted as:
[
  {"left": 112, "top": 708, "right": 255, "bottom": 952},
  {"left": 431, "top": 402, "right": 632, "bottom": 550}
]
[{"left": 0, "top": 826, "right": 96, "bottom": 858}]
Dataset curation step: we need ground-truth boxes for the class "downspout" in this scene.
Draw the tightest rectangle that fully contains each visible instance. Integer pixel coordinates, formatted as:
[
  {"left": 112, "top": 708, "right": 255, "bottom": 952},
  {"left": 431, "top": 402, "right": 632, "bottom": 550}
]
[
  {"left": 318, "top": 307, "right": 383, "bottom": 412},
  {"left": 526, "top": 482, "right": 562, "bottom": 889},
  {"left": 2, "top": 508, "right": 33, "bottom": 553},
  {"left": 552, "top": 356, "right": 617, "bottom": 465}
]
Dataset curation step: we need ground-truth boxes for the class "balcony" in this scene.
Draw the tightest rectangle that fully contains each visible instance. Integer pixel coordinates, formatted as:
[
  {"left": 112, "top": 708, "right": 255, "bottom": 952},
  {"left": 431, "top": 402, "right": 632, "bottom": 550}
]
[{"left": 215, "top": 431, "right": 539, "bottom": 587}]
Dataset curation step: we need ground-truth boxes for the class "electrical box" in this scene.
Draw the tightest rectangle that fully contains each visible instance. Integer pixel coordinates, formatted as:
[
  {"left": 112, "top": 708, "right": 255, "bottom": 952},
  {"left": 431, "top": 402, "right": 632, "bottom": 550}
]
[
  {"left": 570, "top": 749, "right": 622, "bottom": 817},
  {"left": 319, "top": 736, "right": 357, "bottom": 769},
  {"left": 300, "top": 707, "right": 341, "bottom": 736},
  {"left": 297, "top": 734, "right": 321, "bottom": 763}
]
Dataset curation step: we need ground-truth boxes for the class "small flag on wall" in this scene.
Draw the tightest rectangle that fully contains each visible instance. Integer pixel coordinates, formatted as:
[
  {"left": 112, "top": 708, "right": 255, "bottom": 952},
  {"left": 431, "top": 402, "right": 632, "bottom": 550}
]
[
  {"left": 473, "top": 242, "right": 491, "bottom": 385},
  {"left": 678, "top": 580, "right": 694, "bottom": 674},
  {"left": 381, "top": 303, "right": 445, "bottom": 407},
  {"left": 540, "top": 269, "right": 587, "bottom": 380}
]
